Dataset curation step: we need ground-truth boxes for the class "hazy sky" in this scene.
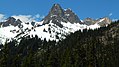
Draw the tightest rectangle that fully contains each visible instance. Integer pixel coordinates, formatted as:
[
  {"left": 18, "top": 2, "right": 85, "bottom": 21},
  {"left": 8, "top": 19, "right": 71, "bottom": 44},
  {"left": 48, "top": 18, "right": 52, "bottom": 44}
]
[{"left": 0, "top": 0, "right": 118, "bottom": 20}]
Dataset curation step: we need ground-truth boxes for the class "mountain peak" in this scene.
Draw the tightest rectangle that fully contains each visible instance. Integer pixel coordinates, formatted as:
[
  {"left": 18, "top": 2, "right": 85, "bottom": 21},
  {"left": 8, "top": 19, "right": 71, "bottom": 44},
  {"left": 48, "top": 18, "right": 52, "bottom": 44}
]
[
  {"left": 42, "top": 4, "right": 82, "bottom": 25},
  {"left": 97, "top": 17, "right": 112, "bottom": 26},
  {"left": 49, "top": 4, "right": 64, "bottom": 17},
  {"left": 84, "top": 18, "right": 96, "bottom": 25},
  {"left": 0, "top": 17, "right": 22, "bottom": 27},
  {"left": 84, "top": 17, "right": 112, "bottom": 26}
]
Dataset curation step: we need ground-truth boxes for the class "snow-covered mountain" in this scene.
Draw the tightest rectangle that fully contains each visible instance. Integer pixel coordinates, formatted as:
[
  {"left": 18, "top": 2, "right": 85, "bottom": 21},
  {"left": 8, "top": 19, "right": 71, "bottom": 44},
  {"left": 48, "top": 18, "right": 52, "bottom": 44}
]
[{"left": 0, "top": 4, "right": 112, "bottom": 44}]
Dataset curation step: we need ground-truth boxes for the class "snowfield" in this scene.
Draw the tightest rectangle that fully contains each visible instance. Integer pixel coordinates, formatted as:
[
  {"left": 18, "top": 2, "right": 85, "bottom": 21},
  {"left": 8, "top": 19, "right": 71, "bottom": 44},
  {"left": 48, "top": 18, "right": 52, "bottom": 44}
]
[{"left": 0, "top": 18, "right": 101, "bottom": 45}]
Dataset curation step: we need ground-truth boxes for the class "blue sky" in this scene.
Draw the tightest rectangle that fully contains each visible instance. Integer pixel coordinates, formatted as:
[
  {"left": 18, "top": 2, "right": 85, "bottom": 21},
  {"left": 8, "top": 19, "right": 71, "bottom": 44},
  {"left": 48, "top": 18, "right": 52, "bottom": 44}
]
[{"left": 0, "top": 0, "right": 118, "bottom": 20}]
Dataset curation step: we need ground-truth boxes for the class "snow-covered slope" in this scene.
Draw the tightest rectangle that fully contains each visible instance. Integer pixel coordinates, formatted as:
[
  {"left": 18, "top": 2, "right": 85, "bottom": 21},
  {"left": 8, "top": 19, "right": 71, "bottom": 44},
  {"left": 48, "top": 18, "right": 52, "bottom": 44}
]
[
  {"left": 0, "top": 25, "right": 19, "bottom": 44},
  {"left": 0, "top": 18, "right": 100, "bottom": 44}
]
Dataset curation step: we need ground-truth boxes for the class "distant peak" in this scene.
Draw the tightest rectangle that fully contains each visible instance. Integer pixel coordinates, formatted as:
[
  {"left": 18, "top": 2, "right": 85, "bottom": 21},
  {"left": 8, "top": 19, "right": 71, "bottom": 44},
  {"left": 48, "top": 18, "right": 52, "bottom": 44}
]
[
  {"left": 98, "top": 17, "right": 111, "bottom": 21},
  {"left": 84, "top": 18, "right": 94, "bottom": 21}
]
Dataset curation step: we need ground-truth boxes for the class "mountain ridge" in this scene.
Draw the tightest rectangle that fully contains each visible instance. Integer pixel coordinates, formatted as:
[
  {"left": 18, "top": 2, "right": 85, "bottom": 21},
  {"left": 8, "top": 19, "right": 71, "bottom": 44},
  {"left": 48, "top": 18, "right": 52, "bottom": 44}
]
[{"left": 0, "top": 4, "right": 112, "bottom": 44}]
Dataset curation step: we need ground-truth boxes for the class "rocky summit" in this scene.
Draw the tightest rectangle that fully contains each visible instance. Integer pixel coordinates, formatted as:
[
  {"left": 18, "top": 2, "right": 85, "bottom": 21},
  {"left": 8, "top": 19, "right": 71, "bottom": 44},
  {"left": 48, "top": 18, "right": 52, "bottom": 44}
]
[{"left": 43, "top": 4, "right": 81, "bottom": 27}]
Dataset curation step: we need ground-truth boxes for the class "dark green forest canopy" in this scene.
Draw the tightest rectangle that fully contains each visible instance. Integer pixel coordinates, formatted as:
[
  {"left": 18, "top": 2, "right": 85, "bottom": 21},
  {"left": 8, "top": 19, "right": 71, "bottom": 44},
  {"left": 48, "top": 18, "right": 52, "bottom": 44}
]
[{"left": 0, "top": 20, "right": 119, "bottom": 67}]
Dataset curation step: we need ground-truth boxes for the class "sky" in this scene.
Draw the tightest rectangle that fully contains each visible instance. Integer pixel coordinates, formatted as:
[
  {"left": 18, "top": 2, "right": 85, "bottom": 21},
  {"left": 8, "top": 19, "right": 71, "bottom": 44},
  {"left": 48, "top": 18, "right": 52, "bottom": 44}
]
[{"left": 0, "top": 0, "right": 119, "bottom": 21}]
